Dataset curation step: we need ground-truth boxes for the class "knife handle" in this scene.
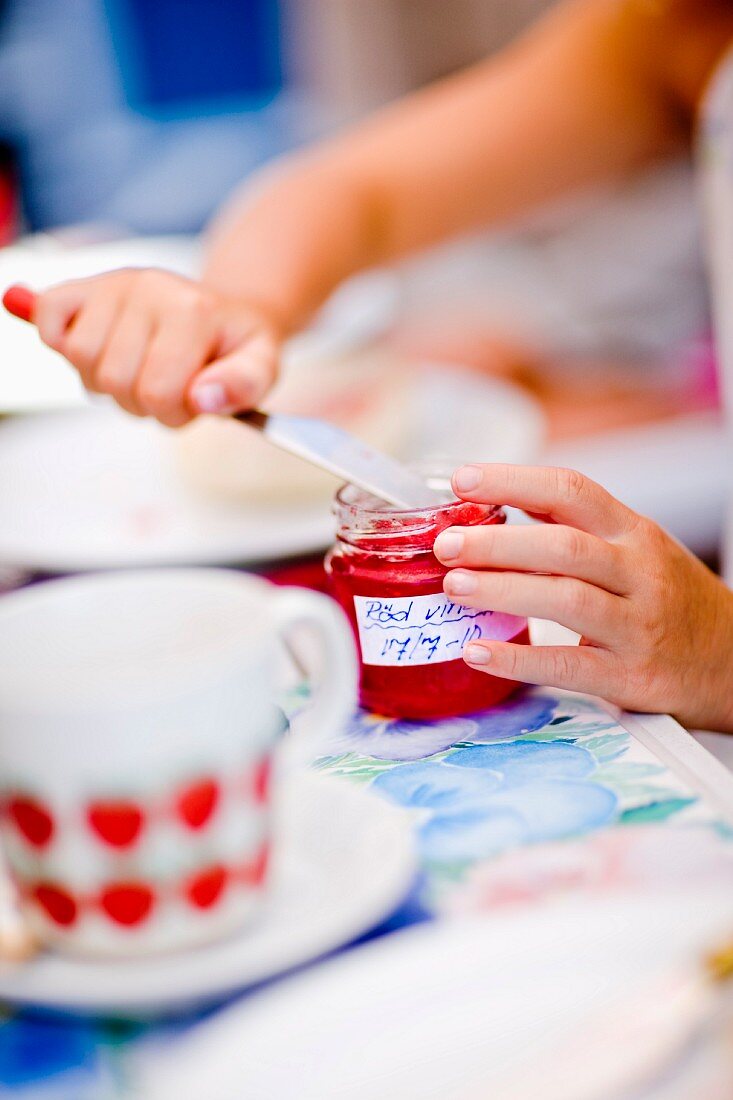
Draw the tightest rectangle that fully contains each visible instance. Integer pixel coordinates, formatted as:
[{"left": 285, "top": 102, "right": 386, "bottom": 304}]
[{"left": 2, "top": 285, "right": 36, "bottom": 324}]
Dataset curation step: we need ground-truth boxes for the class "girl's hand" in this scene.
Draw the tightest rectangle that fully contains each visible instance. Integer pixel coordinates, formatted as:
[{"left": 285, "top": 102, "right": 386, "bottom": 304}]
[
  {"left": 32, "top": 269, "right": 282, "bottom": 426},
  {"left": 433, "top": 464, "right": 733, "bottom": 732}
]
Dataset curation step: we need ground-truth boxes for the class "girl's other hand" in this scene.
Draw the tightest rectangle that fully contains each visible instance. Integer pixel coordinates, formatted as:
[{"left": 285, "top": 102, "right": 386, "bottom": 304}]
[
  {"left": 33, "top": 269, "right": 282, "bottom": 426},
  {"left": 433, "top": 464, "right": 733, "bottom": 732}
]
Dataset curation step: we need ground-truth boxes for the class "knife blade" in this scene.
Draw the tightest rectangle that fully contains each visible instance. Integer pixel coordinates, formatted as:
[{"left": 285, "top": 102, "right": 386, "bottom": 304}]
[{"left": 236, "top": 410, "right": 446, "bottom": 509}]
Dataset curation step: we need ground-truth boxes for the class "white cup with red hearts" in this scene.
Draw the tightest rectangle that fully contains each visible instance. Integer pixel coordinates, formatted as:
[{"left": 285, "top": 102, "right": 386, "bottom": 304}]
[{"left": 0, "top": 569, "right": 357, "bottom": 956}]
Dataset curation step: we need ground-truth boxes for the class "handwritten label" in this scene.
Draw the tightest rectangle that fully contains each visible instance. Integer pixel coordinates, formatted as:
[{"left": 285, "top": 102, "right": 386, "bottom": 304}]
[{"left": 354, "top": 593, "right": 525, "bottom": 667}]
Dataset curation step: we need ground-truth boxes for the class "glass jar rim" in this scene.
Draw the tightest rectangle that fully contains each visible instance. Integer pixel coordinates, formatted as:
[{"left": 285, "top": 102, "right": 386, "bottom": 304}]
[
  {"left": 334, "top": 481, "right": 503, "bottom": 521},
  {"left": 332, "top": 479, "right": 504, "bottom": 553}
]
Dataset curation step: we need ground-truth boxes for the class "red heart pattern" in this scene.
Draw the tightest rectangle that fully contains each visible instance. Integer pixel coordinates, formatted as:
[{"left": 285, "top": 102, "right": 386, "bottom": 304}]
[
  {"left": 32, "top": 882, "right": 77, "bottom": 926},
  {"left": 100, "top": 882, "right": 155, "bottom": 926},
  {"left": 18, "top": 767, "right": 269, "bottom": 937},
  {"left": 175, "top": 777, "right": 220, "bottom": 830},
  {"left": 6, "top": 795, "right": 54, "bottom": 848},
  {"left": 9, "top": 760, "right": 269, "bottom": 857},
  {"left": 28, "top": 853, "right": 266, "bottom": 930},
  {"left": 87, "top": 801, "right": 145, "bottom": 848},
  {"left": 184, "top": 864, "right": 229, "bottom": 909}
]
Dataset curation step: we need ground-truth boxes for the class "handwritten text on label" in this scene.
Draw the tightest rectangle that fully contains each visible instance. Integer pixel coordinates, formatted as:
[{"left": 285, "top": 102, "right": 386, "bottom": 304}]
[{"left": 354, "top": 593, "right": 525, "bottom": 667}]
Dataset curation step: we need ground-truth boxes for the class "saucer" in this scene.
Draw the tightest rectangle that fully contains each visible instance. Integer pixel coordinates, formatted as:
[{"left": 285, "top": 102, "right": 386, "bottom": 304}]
[{"left": 0, "top": 773, "right": 415, "bottom": 1016}]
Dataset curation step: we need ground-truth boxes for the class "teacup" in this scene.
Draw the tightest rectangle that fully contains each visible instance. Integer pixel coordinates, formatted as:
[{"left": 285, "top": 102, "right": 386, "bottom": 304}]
[{"left": 0, "top": 569, "right": 356, "bottom": 956}]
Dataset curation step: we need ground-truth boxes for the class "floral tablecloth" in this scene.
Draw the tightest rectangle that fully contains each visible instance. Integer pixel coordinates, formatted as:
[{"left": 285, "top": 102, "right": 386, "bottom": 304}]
[{"left": 2, "top": 688, "right": 731, "bottom": 1098}]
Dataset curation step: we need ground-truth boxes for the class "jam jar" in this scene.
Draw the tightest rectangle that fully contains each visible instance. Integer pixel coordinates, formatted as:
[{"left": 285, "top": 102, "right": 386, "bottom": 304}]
[{"left": 325, "top": 479, "right": 530, "bottom": 719}]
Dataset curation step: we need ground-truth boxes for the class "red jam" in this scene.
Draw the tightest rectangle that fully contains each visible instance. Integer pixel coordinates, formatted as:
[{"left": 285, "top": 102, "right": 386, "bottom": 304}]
[{"left": 325, "top": 483, "right": 530, "bottom": 720}]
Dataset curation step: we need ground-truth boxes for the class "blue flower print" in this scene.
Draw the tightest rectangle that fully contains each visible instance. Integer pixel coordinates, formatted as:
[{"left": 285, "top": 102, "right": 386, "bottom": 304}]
[
  {"left": 373, "top": 760, "right": 502, "bottom": 810},
  {"left": 489, "top": 779, "right": 617, "bottom": 842},
  {"left": 371, "top": 735, "right": 618, "bottom": 865},
  {"left": 333, "top": 690, "right": 560, "bottom": 763},
  {"left": 420, "top": 807, "right": 527, "bottom": 862},
  {"left": 418, "top": 779, "right": 617, "bottom": 862},
  {"left": 447, "top": 741, "right": 596, "bottom": 786},
  {"left": 334, "top": 711, "right": 479, "bottom": 762},
  {"left": 465, "top": 690, "right": 559, "bottom": 741}
]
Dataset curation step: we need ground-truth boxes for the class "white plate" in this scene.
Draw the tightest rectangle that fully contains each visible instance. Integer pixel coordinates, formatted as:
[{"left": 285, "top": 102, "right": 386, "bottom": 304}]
[
  {"left": 0, "top": 367, "right": 544, "bottom": 571},
  {"left": 0, "top": 772, "right": 415, "bottom": 1015},
  {"left": 139, "top": 891, "right": 733, "bottom": 1100},
  {"left": 0, "top": 235, "right": 398, "bottom": 413}
]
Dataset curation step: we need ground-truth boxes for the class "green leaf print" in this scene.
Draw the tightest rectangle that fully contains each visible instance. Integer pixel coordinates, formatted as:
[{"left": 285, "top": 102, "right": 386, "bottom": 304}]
[
  {"left": 594, "top": 762, "right": 666, "bottom": 784},
  {"left": 619, "top": 798, "right": 697, "bottom": 824}
]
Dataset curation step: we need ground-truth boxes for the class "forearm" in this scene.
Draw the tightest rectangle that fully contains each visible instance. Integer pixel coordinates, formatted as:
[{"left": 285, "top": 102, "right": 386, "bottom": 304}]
[
  {"left": 203, "top": 0, "right": 683, "bottom": 330},
  {"left": 202, "top": 157, "right": 381, "bottom": 334}
]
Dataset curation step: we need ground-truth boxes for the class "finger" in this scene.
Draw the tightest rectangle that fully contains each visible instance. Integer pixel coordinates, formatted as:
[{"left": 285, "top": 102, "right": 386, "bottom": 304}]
[
  {"left": 93, "top": 306, "right": 154, "bottom": 415},
  {"left": 135, "top": 316, "right": 215, "bottom": 426},
  {"left": 462, "top": 641, "right": 615, "bottom": 696},
  {"left": 59, "top": 289, "right": 125, "bottom": 386},
  {"left": 451, "top": 464, "right": 636, "bottom": 540},
  {"left": 443, "top": 568, "right": 627, "bottom": 644},
  {"left": 189, "top": 330, "right": 278, "bottom": 415},
  {"left": 434, "top": 522, "right": 631, "bottom": 596},
  {"left": 34, "top": 281, "right": 91, "bottom": 352}
]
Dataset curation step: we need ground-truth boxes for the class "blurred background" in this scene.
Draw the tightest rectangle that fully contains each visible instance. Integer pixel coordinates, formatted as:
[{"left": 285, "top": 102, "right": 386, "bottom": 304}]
[
  {"left": 0, "top": 0, "right": 553, "bottom": 235},
  {"left": 0, "top": 0, "right": 727, "bottom": 560}
]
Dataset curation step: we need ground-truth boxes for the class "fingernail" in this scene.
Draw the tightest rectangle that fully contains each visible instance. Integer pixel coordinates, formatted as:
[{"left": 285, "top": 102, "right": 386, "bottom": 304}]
[
  {"left": 192, "top": 381, "right": 229, "bottom": 414},
  {"left": 434, "top": 528, "right": 464, "bottom": 561},
  {"left": 464, "top": 643, "right": 491, "bottom": 665},
  {"left": 453, "top": 465, "right": 482, "bottom": 493},
  {"left": 445, "top": 569, "right": 477, "bottom": 596}
]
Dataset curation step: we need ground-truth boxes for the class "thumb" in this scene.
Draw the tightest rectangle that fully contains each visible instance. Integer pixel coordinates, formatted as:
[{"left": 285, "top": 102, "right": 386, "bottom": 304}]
[
  {"left": 188, "top": 330, "right": 279, "bottom": 415},
  {"left": 35, "top": 281, "right": 91, "bottom": 351}
]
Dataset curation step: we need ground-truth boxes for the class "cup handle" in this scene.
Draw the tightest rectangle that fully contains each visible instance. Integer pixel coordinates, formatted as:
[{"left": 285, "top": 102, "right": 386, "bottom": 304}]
[{"left": 271, "top": 588, "right": 357, "bottom": 766}]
